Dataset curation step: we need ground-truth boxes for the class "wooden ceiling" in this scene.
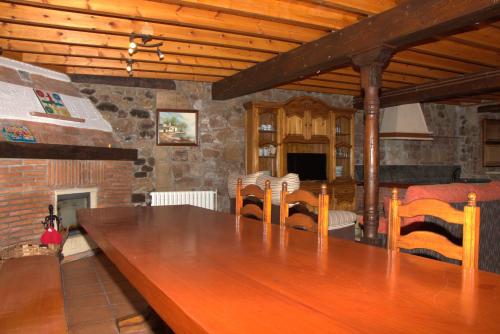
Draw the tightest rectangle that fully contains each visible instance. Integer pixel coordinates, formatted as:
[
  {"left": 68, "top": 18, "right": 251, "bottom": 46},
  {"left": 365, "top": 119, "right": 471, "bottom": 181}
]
[{"left": 0, "top": 0, "right": 499, "bottom": 105}]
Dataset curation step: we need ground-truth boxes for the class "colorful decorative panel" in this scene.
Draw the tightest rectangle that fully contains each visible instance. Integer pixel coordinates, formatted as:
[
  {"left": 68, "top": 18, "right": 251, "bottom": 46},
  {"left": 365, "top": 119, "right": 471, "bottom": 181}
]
[
  {"left": 2, "top": 125, "right": 36, "bottom": 143},
  {"left": 34, "top": 89, "right": 71, "bottom": 117}
]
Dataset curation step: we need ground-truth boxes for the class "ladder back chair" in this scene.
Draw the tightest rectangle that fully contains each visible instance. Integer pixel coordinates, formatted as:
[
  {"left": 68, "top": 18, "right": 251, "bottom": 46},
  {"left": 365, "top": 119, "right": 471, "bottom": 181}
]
[
  {"left": 388, "top": 188, "right": 480, "bottom": 269},
  {"left": 280, "top": 182, "right": 329, "bottom": 237},
  {"left": 235, "top": 178, "right": 272, "bottom": 224}
]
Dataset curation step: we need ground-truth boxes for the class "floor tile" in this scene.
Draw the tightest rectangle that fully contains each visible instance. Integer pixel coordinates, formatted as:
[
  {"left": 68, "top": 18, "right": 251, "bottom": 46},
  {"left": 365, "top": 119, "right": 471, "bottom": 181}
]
[
  {"left": 64, "top": 283, "right": 103, "bottom": 298},
  {"left": 66, "top": 292, "right": 108, "bottom": 309},
  {"left": 69, "top": 320, "right": 118, "bottom": 334},
  {"left": 66, "top": 304, "right": 114, "bottom": 326}
]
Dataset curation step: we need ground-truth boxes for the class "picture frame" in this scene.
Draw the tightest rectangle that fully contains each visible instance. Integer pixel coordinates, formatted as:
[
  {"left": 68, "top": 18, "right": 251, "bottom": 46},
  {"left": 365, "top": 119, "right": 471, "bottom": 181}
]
[{"left": 156, "top": 109, "right": 199, "bottom": 146}]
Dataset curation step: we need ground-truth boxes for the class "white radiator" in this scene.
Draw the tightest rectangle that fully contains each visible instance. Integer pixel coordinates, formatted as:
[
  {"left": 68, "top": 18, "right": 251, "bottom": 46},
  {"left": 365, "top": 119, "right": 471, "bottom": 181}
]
[{"left": 151, "top": 190, "right": 217, "bottom": 210}]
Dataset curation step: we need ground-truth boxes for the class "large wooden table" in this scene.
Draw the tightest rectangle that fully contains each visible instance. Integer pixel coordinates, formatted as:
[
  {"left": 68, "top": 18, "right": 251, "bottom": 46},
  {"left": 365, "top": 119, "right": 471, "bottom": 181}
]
[{"left": 78, "top": 205, "right": 500, "bottom": 333}]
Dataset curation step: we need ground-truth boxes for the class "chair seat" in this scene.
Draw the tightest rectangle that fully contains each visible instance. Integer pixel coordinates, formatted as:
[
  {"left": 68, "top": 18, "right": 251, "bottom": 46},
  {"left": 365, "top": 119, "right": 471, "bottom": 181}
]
[{"left": 328, "top": 210, "right": 356, "bottom": 230}]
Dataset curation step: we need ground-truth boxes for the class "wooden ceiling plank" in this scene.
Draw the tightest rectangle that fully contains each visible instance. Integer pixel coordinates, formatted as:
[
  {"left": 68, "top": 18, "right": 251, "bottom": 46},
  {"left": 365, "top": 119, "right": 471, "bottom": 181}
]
[
  {"left": 0, "top": 2, "right": 299, "bottom": 53},
  {"left": 445, "top": 25, "right": 500, "bottom": 52},
  {"left": 309, "top": 74, "right": 406, "bottom": 89},
  {"left": 212, "top": 0, "right": 500, "bottom": 100},
  {"left": 297, "top": 78, "right": 360, "bottom": 91},
  {"left": 299, "top": 0, "right": 397, "bottom": 15},
  {"left": 280, "top": 83, "right": 359, "bottom": 96},
  {"left": 393, "top": 49, "right": 492, "bottom": 74},
  {"left": 353, "top": 69, "right": 500, "bottom": 108},
  {"left": 413, "top": 39, "right": 500, "bottom": 67},
  {"left": 385, "top": 61, "right": 457, "bottom": 79},
  {"left": 148, "top": 0, "right": 361, "bottom": 30},
  {"left": 0, "top": 38, "right": 254, "bottom": 70},
  {"left": 14, "top": 52, "right": 238, "bottom": 76},
  {"left": 0, "top": 22, "right": 274, "bottom": 62},
  {"left": 11, "top": 0, "right": 324, "bottom": 42},
  {"left": 330, "top": 67, "right": 433, "bottom": 85}
]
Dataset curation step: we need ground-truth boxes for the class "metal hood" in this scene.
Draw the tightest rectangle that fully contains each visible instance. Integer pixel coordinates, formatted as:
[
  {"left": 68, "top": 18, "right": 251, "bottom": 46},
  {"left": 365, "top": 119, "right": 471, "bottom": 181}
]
[{"left": 380, "top": 103, "right": 433, "bottom": 140}]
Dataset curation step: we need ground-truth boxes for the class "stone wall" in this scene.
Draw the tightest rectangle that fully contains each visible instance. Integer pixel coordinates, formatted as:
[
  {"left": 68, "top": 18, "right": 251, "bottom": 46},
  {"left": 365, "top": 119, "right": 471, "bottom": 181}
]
[
  {"left": 76, "top": 84, "right": 157, "bottom": 205},
  {"left": 354, "top": 103, "right": 461, "bottom": 166},
  {"left": 77, "top": 81, "right": 352, "bottom": 211},
  {"left": 458, "top": 106, "right": 500, "bottom": 179}
]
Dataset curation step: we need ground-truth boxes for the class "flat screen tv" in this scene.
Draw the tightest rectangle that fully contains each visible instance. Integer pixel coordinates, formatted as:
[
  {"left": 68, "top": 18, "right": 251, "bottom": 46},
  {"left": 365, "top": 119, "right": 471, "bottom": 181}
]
[{"left": 287, "top": 153, "right": 327, "bottom": 181}]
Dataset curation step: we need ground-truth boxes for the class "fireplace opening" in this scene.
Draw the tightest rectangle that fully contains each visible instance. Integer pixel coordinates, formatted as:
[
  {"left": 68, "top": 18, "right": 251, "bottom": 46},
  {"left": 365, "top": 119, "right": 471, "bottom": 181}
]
[
  {"left": 57, "top": 192, "right": 90, "bottom": 235},
  {"left": 287, "top": 153, "right": 327, "bottom": 181},
  {"left": 54, "top": 188, "right": 98, "bottom": 257}
]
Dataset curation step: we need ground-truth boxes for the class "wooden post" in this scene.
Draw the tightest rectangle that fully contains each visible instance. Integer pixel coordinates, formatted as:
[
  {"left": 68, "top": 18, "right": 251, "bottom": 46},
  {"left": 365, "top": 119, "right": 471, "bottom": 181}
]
[{"left": 352, "top": 46, "right": 393, "bottom": 242}]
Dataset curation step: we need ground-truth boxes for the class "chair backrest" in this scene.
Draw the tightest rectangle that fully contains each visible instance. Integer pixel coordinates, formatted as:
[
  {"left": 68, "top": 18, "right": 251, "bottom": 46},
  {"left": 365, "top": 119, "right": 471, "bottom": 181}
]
[
  {"left": 388, "top": 188, "right": 480, "bottom": 269},
  {"left": 279, "top": 182, "right": 329, "bottom": 237},
  {"left": 235, "top": 178, "right": 272, "bottom": 224}
]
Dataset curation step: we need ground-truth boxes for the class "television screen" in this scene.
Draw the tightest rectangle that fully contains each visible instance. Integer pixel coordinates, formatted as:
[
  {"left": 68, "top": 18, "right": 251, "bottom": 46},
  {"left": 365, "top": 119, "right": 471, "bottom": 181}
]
[{"left": 287, "top": 153, "right": 327, "bottom": 181}]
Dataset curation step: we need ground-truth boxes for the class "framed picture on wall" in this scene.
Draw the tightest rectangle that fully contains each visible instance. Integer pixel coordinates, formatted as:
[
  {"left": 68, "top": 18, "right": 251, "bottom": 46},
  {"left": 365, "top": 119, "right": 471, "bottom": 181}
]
[{"left": 156, "top": 109, "right": 199, "bottom": 146}]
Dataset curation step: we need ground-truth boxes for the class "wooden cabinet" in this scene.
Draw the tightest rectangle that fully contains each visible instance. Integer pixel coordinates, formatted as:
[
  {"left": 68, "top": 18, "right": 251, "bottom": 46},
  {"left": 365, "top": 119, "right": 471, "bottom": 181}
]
[
  {"left": 245, "top": 97, "right": 355, "bottom": 210},
  {"left": 483, "top": 119, "right": 500, "bottom": 167}
]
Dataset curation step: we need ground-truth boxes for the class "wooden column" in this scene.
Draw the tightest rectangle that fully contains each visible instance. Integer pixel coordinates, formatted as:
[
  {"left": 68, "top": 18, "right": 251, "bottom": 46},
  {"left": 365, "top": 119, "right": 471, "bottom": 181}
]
[{"left": 352, "top": 47, "right": 393, "bottom": 242}]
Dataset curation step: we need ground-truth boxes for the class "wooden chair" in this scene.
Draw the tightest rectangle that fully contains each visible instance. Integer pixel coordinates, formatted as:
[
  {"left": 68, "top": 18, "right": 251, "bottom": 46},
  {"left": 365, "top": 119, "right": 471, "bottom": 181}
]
[
  {"left": 279, "top": 182, "right": 329, "bottom": 237},
  {"left": 388, "top": 188, "right": 480, "bottom": 269},
  {"left": 235, "top": 178, "right": 272, "bottom": 224}
]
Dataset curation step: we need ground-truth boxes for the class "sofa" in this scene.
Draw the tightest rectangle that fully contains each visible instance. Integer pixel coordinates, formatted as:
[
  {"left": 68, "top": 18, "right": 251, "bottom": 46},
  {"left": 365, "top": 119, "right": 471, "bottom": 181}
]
[{"left": 369, "top": 181, "right": 500, "bottom": 273}]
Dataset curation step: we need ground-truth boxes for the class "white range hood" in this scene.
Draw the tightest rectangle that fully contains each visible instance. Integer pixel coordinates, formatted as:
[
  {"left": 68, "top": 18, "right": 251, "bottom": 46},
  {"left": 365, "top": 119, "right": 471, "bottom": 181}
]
[{"left": 380, "top": 103, "right": 433, "bottom": 140}]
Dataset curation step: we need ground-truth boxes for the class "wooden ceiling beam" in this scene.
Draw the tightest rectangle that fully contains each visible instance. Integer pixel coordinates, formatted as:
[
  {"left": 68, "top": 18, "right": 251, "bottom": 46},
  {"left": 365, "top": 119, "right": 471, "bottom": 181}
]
[
  {"left": 0, "top": 38, "right": 254, "bottom": 70},
  {"left": 477, "top": 104, "right": 500, "bottom": 113},
  {"left": 0, "top": 2, "right": 298, "bottom": 53},
  {"left": 9, "top": 0, "right": 324, "bottom": 42},
  {"left": 60, "top": 66, "right": 224, "bottom": 82},
  {"left": 0, "top": 23, "right": 273, "bottom": 62},
  {"left": 353, "top": 69, "right": 500, "bottom": 108},
  {"left": 148, "top": 0, "right": 361, "bottom": 30},
  {"left": 212, "top": 0, "right": 500, "bottom": 100}
]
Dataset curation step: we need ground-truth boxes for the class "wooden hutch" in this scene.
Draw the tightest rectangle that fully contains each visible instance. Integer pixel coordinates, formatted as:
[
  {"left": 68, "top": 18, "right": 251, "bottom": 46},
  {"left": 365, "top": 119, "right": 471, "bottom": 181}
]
[{"left": 244, "top": 96, "right": 356, "bottom": 210}]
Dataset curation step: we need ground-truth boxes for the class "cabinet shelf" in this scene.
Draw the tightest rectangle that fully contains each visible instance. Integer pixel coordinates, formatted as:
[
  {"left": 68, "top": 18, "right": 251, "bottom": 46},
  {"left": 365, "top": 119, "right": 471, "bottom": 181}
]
[
  {"left": 259, "top": 141, "right": 277, "bottom": 146},
  {"left": 259, "top": 155, "right": 276, "bottom": 159},
  {"left": 259, "top": 130, "right": 277, "bottom": 133}
]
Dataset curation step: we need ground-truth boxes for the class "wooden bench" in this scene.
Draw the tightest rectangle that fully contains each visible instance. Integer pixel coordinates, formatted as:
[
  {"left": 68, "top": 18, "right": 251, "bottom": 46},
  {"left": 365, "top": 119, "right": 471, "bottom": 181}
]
[{"left": 0, "top": 255, "right": 67, "bottom": 333}]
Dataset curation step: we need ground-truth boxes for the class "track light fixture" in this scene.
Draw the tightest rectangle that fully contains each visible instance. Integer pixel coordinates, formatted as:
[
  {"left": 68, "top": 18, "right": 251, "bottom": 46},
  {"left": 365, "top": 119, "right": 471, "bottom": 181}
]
[{"left": 126, "top": 33, "right": 165, "bottom": 74}]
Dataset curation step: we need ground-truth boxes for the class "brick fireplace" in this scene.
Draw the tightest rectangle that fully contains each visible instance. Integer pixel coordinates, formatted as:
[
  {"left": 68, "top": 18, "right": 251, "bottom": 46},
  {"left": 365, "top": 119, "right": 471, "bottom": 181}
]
[
  {"left": 0, "top": 57, "right": 137, "bottom": 250},
  {"left": 0, "top": 159, "right": 133, "bottom": 248}
]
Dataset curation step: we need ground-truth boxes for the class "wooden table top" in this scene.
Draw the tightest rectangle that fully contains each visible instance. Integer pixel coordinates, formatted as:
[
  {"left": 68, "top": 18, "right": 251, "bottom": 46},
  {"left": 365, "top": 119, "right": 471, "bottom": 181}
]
[
  {"left": 0, "top": 256, "right": 67, "bottom": 334},
  {"left": 78, "top": 205, "right": 500, "bottom": 334}
]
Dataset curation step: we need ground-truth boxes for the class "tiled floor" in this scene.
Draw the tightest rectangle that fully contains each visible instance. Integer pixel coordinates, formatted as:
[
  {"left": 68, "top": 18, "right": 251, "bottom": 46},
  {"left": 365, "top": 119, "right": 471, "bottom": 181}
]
[{"left": 62, "top": 253, "right": 170, "bottom": 334}]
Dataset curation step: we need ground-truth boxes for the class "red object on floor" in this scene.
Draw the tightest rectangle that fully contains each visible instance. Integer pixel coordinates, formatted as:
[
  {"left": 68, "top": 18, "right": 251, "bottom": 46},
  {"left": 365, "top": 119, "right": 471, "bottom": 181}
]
[{"left": 41, "top": 228, "right": 62, "bottom": 245}]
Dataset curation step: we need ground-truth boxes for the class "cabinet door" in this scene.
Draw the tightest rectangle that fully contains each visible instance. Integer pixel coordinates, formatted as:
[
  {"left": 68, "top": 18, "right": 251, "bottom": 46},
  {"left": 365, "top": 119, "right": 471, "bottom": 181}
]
[
  {"left": 284, "top": 108, "right": 307, "bottom": 140},
  {"left": 310, "top": 109, "right": 330, "bottom": 139}
]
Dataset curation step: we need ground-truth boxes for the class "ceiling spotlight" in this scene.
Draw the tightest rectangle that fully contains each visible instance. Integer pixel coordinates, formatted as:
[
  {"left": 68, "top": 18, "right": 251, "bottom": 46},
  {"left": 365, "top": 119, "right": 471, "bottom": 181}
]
[
  {"left": 128, "top": 70, "right": 133, "bottom": 77},
  {"left": 157, "top": 47, "right": 164, "bottom": 60},
  {"left": 129, "top": 41, "right": 137, "bottom": 50},
  {"left": 126, "top": 59, "right": 133, "bottom": 73},
  {"left": 128, "top": 48, "right": 135, "bottom": 56}
]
